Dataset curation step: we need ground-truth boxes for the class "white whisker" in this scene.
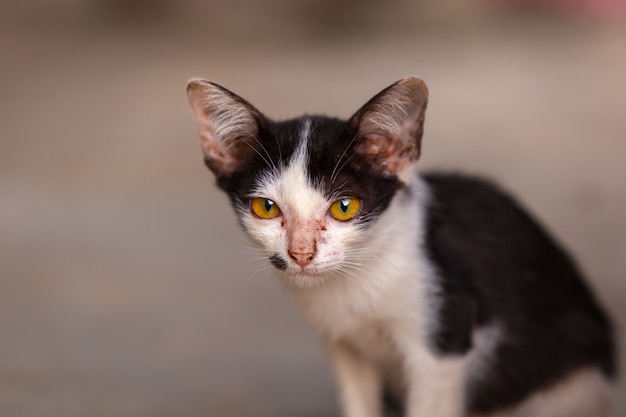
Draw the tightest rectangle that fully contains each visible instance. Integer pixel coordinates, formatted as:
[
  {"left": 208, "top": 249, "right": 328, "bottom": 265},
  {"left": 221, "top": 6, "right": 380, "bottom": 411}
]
[
  {"left": 330, "top": 132, "right": 359, "bottom": 183},
  {"left": 243, "top": 133, "right": 277, "bottom": 172}
]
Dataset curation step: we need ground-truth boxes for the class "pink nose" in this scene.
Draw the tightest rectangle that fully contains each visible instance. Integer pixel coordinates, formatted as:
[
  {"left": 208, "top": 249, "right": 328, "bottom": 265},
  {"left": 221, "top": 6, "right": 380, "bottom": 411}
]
[{"left": 288, "top": 251, "right": 315, "bottom": 267}]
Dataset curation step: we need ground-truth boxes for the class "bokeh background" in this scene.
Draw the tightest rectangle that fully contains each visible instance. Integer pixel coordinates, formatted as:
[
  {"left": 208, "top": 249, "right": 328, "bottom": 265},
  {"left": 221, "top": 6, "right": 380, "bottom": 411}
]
[{"left": 1, "top": 1, "right": 625, "bottom": 416}]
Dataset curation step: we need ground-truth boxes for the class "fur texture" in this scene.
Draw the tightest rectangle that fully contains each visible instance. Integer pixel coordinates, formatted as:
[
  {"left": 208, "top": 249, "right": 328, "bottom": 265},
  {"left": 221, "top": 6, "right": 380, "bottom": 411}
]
[{"left": 186, "top": 77, "right": 616, "bottom": 417}]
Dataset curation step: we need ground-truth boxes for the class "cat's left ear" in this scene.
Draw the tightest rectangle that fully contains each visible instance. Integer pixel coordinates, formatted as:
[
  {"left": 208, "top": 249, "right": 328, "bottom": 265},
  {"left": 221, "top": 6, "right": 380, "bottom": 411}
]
[
  {"left": 186, "top": 78, "right": 267, "bottom": 179},
  {"left": 349, "top": 77, "right": 428, "bottom": 182}
]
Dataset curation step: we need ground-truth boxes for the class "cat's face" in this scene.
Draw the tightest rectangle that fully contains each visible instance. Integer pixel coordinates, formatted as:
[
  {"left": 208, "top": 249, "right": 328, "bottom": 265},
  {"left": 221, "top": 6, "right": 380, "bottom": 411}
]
[
  {"left": 187, "top": 78, "right": 428, "bottom": 287},
  {"left": 231, "top": 117, "right": 404, "bottom": 285}
]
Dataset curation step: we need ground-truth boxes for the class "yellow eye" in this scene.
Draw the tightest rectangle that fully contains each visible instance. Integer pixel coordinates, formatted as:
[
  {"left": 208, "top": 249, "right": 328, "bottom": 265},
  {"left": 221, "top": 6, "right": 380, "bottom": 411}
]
[
  {"left": 250, "top": 198, "right": 281, "bottom": 219},
  {"left": 328, "top": 198, "right": 361, "bottom": 221}
]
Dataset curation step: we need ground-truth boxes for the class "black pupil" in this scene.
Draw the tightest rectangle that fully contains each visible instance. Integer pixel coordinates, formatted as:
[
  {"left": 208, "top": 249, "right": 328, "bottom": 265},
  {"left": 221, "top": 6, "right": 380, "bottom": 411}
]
[
  {"left": 340, "top": 199, "right": 350, "bottom": 213},
  {"left": 264, "top": 199, "right": 274, "bottom": 212}
]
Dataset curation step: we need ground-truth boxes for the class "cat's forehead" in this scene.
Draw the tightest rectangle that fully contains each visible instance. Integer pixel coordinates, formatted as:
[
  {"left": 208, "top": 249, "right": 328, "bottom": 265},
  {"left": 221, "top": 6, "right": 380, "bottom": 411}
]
[
  {"left": 234, "top": 114, "right": 402, "bottom": 227},
  {"left": 269, "top": 116, "right": 354, "bottom": 185},
  {"left": 253, "top": 119, "right": 331, "bottom": 217}
]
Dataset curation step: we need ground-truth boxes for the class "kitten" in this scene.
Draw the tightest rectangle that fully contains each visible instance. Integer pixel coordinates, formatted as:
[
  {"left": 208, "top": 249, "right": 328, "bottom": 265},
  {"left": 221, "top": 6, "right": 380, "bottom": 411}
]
[{"left": 186, "top": 77, "right": 616, "bottom": 417}]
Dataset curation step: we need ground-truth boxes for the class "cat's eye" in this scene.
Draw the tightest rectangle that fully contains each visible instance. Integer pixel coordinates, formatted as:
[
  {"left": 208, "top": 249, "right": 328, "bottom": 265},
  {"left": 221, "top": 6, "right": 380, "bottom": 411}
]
[
  {"left": 250, "top": 197, "right": 281, "bottom": 219},
  {"left": 328, "top": 198, "right": 361, "bottom": 221}
]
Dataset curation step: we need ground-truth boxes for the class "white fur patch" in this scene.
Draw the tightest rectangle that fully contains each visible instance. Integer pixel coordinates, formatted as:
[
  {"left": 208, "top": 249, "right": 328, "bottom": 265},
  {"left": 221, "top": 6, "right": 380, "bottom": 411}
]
[{"left": 466, "top": 324, "right": 504, "bottom": 389}]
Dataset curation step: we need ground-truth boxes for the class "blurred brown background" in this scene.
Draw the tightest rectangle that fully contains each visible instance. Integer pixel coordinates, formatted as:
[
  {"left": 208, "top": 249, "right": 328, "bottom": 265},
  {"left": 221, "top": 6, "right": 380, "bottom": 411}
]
[{"left": 1, "top": 1, "right": 625, "bottom": 416}]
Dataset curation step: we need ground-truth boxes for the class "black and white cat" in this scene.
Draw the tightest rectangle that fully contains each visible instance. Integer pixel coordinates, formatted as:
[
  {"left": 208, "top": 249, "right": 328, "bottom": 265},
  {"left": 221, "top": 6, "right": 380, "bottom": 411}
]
[{"left": 186, "top": 77, "right": 616, "bottom": 417}]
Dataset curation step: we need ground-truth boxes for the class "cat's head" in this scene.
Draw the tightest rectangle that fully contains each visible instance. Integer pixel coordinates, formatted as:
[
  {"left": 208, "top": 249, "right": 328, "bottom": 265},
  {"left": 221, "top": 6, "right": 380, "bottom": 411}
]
[{"left": 186, "top": 78, "right": 428, "bottom": 287}]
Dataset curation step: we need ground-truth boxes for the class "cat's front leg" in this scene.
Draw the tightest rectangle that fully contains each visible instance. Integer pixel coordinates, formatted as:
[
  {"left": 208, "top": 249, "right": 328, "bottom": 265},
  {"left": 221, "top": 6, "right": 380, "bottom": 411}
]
[
  {"left": 400, "top": 338, "right": 468, "bottom": 417},
  {"left": 328, "top": 342, "right": 383, "bottom": 417}
]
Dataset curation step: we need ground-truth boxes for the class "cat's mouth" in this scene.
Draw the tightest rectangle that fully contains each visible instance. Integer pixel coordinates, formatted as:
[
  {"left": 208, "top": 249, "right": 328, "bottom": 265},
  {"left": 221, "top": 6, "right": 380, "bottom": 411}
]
[
  {"left": 292, "top": 266, "right": 322, "bottom": 276},
  {"left": 267, "top": 251, "right": 352, "bottom": 286},
  {"left": 285, "top": 263, "right": 325, "bottom": 277},
  {"left": 268, "top": 253, "right": 331, "bottom": 279},
  {"left": 269, "top": 253, "right": 313, "bottom": 272}
]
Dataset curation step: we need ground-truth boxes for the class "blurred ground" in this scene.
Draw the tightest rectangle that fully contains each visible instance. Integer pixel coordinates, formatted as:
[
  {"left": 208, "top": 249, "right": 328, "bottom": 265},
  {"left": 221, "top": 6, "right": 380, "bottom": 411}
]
[{"left": 0, "top": 1, "right": 625, "bottom": 416}]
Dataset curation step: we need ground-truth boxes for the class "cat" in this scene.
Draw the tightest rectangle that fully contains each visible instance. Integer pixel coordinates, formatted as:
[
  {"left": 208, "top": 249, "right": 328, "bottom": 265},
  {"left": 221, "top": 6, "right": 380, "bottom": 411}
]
[{"left": 186, "top": 77, "right": 616, "bottom": 417}]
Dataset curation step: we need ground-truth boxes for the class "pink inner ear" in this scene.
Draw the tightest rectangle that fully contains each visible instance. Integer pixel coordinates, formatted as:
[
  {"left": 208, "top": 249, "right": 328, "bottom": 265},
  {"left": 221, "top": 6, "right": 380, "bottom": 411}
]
[
  {"left": 348, "top": 77, "right": 428, "bottom": 177},
  {"left": 192, "top": 111, "right": 241, "bottom": 174},
  {"left": 354, "top": 134, "right": 417, "bottom": 177},
  {"left": 200, "top": 133, "right": 241, "bottom": 174},
  {"left": 187, "top": 80, "right": 259, "bottom": 176}
]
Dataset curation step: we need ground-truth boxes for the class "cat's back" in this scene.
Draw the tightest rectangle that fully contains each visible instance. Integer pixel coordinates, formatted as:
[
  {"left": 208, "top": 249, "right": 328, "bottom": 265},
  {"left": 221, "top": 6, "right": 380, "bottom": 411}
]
[
  {"left": 420, "top": 171, "right": 603, "bottom": 310},
  {"left": 420, "top": 172, "right": 616, "bottom": 413},
  {"left": 420, "top": 171, "right": 613, "bottom": 334}
]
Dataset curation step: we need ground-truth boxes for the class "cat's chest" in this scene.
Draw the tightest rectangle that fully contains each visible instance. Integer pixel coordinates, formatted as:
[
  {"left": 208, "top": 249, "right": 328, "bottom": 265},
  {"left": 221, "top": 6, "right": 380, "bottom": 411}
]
[
  {"left": 293, "top": 252, "right": 430, "bottom": 343},
  {"left": 341, "top": 320, "right": 403, "bottom": 371}
]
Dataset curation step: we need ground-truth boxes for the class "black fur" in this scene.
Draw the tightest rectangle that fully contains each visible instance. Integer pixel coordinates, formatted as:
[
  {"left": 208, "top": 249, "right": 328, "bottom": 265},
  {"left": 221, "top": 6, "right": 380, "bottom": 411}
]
[
  {"left": 423, "top": 173, "right": 616, "bottom": 413},
  {"left": 269, "top": 253, "right": 288, "bottom": 271}
]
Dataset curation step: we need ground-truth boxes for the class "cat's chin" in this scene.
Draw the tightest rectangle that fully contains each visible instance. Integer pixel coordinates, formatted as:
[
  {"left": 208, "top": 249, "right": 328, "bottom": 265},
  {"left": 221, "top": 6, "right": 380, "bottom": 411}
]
[{"left": 279, "top": 267, "right": 334, "bottom": 288}]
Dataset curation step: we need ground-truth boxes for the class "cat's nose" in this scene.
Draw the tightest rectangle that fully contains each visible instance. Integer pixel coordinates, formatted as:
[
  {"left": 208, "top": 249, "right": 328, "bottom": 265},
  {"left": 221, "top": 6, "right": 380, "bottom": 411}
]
[{"left": 288, "top": 250, "right": 315, "bottom": 267}]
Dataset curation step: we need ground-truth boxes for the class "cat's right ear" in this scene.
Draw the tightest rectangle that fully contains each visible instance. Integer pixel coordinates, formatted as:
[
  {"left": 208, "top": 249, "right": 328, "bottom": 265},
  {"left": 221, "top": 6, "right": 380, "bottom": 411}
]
[
  {"left": 348, "top": 77, "right": 428, "bottom": 182},
  {"left": 186, "top": 79, "right": 265, "bottom": 177}
]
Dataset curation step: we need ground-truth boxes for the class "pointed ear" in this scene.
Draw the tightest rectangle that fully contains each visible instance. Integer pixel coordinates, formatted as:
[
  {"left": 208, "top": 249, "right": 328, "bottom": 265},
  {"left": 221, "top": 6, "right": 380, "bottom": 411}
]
[
  {"left": 186, "top": 78, "right": 265, "bottom": 177},
  {"left": 349, "top": 77, "right": 428, "bottom": 181}
]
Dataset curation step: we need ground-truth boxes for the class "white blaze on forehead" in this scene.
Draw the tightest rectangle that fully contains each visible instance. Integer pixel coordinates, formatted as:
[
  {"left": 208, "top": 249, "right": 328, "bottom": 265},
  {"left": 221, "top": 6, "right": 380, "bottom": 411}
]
[
  {"left": 251, "top": 118, "right": 328, "bottom": 219},
  {"left": 280, "top": 118, "right": 328, "bottom": 219},
  {"left": 300, "top": 117, "right": 312, "bottom": 144}
]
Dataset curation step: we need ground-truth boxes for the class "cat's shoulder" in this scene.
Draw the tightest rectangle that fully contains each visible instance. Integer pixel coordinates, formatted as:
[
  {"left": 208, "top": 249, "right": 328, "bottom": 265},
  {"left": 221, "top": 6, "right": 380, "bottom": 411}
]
[
  {"left": 418, "top": 171, "right": 554, "bottom": 254},
  {"left": 420, "top": 171, "right": 515, "bottom": 205},
  {"left": 419, "top": 171, "right": 532, "bottom": 223}
]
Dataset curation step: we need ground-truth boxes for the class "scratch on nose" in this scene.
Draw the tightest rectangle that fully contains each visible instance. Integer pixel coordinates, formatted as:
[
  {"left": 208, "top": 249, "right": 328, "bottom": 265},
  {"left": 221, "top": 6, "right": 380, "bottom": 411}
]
[{"left": 287, "top": 219, "right": 318, "bottom": 266}]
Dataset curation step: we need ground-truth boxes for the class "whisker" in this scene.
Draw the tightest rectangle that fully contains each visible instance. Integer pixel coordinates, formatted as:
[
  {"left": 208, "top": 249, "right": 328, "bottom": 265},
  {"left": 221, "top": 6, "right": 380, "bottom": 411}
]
[
  {"left": 243, "top": 256, "right": 272, "bottom": 265},
  {"left": 331, "top": 153, "right": 357, "bottom": 184},
  {"left": 244, "top": 139, "right": 275, "bottom": 172},
  {"left": 248, "top": 132, "right": 278, "bottom": 171},
  {"left": 343, "top": 247, "right": 376, "bottom": 255},
  {"left": 248, "top": 264, "right": 273, "bottom": 282},
  {"left": 330, "top": 132, "right": 359, "bottom": 183},
  {"left": 341, "top": 262, "right": 366, "bottom": 271}
]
